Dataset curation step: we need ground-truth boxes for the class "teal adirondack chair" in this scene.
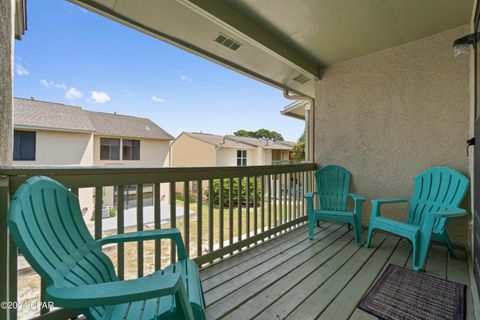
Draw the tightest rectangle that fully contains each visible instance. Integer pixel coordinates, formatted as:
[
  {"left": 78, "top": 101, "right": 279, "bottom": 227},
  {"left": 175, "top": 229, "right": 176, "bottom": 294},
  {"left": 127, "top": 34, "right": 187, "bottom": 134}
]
[
  {"left": 7, "top": 176, "right": 206, "bottom": 320},
  {"left": 365, "top": 166, "right": 469, "bottom": 271},
  {"left": 305, "top": 165, "right": 366, "bottom": 246}
]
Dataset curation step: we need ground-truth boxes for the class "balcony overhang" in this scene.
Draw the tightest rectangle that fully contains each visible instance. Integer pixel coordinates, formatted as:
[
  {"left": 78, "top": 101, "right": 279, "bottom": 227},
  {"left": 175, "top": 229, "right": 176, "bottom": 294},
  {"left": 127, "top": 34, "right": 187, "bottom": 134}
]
[
  {"left": 281, "top": 101, "right": 309, "bottom": 121},
  {"left": 68, "top": 0, "right": 472, "bottom": 98}
]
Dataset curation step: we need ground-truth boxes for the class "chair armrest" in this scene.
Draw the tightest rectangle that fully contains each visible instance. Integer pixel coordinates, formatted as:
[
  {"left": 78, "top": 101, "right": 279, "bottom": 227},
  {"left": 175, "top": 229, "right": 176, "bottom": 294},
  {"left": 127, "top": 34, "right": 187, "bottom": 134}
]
[
  {"left": 46, "top": 273, "right": 182, "bottom": 308},
  {"left": 98, "top": 228, "right": 187, "bottom": 260},
  {"left": 371, "top": 198, "right": 409, "bottom": 205},
  {"left": 370, "top": 198, "right": 409, "bottom": 219},
  {"left": 430, "top": 208, "right": 467, "bottom": 218},
  {"left": 304, "top": 192, "right": 318, "bottom": 199},
  {"left": 348, "top": 193, "right": 366, "bottom": 202}
]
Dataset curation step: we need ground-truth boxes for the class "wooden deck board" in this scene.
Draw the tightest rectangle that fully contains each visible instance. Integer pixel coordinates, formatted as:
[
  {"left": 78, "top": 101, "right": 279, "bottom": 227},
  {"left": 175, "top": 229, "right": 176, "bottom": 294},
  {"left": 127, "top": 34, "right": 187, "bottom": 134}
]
[{"left": 200, "top": 224, "right": 472, "bottom": 320}]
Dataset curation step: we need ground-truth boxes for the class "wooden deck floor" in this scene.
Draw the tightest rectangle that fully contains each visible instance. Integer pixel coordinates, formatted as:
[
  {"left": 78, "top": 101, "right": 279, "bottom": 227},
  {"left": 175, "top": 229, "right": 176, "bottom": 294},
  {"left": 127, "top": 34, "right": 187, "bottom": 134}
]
[{"left": 200, "top": 222, "right": 474, "bottom": 320}]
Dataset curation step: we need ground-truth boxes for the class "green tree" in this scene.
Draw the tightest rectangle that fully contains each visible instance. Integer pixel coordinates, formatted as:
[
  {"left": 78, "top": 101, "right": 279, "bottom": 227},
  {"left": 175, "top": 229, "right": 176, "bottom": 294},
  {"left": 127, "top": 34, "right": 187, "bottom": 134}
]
[
  {"left": 291, "top": 131, "right": 305, "bottom": 161},
  {"left": 233, "top": 129, "right": 284, "bottom": 141}
]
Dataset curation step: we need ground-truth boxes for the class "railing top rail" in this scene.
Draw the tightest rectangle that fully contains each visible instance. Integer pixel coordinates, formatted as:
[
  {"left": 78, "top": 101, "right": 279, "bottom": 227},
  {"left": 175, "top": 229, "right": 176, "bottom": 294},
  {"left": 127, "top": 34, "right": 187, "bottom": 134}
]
[{"left": 0, "top": 163, "right": 317, "bottom": 191}]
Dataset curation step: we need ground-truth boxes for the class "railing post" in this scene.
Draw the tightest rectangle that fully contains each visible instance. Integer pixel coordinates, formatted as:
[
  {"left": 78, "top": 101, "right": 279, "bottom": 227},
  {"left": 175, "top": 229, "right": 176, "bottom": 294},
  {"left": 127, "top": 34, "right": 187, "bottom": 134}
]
[
  {"left": 1, "top": 176, "right": 16, "bottom": 320},
  {"left": 0, "top": 176, "right": 9, "bottom": 320}
]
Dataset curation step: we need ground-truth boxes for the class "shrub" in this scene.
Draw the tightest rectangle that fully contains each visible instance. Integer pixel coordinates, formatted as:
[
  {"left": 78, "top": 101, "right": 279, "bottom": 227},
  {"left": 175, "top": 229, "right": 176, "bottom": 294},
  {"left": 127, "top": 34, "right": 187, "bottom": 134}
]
[
  {"left": 109, "top": 207, "right": 117, "bottom": 218},
  {"left": 209, "top": 178, "right": 262, "bottom": 207}
]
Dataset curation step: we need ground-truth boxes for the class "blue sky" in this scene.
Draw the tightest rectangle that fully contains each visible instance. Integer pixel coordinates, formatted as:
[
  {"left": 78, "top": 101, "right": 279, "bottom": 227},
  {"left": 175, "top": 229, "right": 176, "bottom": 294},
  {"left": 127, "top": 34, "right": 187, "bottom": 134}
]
[{"left": 13, "top": 0, "right": 304, "bottom": 142}]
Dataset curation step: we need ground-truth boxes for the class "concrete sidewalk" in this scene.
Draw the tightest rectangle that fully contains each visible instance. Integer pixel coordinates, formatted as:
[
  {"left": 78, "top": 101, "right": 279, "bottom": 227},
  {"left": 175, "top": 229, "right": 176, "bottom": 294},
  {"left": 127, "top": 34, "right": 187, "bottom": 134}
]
[{"left": 102, "top": 204, "right": 194, "bottom": 232}]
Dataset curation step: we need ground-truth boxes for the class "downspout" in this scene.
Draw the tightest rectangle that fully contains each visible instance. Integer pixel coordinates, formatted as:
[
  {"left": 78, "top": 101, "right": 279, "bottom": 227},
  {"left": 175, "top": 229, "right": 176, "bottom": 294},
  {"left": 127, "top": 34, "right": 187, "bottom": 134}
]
[{"left": 283, "top": 88, "right": 315, "bottom": 162}]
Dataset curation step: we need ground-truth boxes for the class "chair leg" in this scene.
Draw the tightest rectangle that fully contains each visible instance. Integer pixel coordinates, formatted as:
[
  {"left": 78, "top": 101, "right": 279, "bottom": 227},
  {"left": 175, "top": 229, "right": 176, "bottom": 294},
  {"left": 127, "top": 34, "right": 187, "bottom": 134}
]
[
  {"left": 308, "top": 213, "right": 315, "bottom": 240},
  {"left": 443, "top": 234, "right": 457, "bottom": 258},
  {"left": 353, "top": 224, "right": 362, "bottom": 246},
  {"left": 365, "top": 226, "right": 374, "bottom": 248}
]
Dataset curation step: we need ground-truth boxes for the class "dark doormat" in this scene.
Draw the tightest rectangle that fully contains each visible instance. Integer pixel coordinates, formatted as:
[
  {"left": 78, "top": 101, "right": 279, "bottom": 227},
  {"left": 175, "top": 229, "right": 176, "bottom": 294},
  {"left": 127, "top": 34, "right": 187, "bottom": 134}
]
[{"left": 358, "top": 264, "right": 466, "bottom": 320}]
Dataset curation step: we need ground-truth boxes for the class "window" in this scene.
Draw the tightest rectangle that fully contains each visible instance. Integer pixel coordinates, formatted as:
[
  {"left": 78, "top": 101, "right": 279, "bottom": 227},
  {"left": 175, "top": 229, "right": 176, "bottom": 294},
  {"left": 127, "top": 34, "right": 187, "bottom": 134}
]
[
  {"left": 122, "top": 139, "right": 140, "bottom": 160},
  {"left": 100, "top": 138, "right": 120, "bottom": 160},
  {"left": 237, "top": 150, "right": 247, "bottom": 166},
  {"left": 13, "top": 130, "right": 36, "bottom": 161}
]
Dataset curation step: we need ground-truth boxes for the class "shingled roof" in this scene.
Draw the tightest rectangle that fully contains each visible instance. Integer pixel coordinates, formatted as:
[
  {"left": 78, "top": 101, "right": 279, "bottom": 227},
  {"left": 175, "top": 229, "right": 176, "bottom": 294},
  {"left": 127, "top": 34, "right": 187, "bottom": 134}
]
[
  {"left": 14, "top": 98, "right": 96, "bottom": 132},
  {"left": 183, "top": 132, "right": 295, "bottom": 150},
  {"left": 14, "top": 97, "right": 173, "bottom": 140},
  {"left": 184, "top": 132, "right": 255, "bottom": 148},
  {"left": 225, "top": 135, "right": 295, "bottom": 150},
  {"left": 86, "top": 111, "right": 174, "bottom": 140}
]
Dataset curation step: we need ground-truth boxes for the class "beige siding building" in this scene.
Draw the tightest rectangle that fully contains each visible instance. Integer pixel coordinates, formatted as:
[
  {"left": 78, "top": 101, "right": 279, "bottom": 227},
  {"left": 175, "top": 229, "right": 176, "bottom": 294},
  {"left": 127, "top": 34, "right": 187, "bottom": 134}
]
[
  {"left": 171, "top": 132, "right": 294, "bottom": 168},
  {"left": 13, "top": 97, "right": 174, "bottom": 215}
]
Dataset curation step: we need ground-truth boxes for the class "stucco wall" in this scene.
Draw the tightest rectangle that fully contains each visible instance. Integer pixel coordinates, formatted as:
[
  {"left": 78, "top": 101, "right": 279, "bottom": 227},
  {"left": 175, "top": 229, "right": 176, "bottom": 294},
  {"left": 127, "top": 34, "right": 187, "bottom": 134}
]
[
  {"left": 12, "top": 130, "right": 94, "bottom": 166},
  {"left": 216, "top": 147, "right": 263, "bottom": 166},
  {"left": 314, "top": 25, "right": 470, "bottom": 245},
  {"left": 171, "top": 134, "right": 216, "bottom": 167},
  {"left": 93, "top": 136, "right": 170, "bottom": 167},
  {"left": 0, "top": 0, "right": 14, "bottom": 165}
]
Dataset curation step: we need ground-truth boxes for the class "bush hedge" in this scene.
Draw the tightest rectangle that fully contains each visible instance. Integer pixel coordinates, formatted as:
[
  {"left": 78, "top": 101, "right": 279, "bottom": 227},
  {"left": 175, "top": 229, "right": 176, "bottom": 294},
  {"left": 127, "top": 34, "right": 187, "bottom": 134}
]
[{"left": 209, "top": 178, "right": 262, "bottom": 207}]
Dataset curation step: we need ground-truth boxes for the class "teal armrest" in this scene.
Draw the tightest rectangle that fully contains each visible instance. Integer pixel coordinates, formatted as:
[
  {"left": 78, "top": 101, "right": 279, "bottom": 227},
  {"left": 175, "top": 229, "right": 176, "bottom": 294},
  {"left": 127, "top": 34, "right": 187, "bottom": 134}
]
[
  {"left": 98, "top": 228, "right": 187, "bottom": 260},
  {"left": 304, "top": 192, "right": 318, "bottom": 199},
  {"left": 371, "top": 198, "right": 409, "bottom": 205},
  {"left": 348, "top": 193, "right": 366, "bottom": 202},
  {"left": 430, "top": 208, "right": 467, "bottom": 218},
  {"left": 46, "top": 273, "right": 182, "bottom": 308}
]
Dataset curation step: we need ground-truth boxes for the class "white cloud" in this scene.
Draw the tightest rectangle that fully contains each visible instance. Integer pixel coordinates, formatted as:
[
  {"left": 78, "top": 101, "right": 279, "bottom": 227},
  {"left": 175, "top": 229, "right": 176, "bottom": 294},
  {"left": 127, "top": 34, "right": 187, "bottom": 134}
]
[
  {"left": 180, "top": 75, "right": 192, "bottom": 82},
  {"left": 152, "top": 96, "right": 166, "bottom": 103},
  {"left": 40, "top": 79, "right": 54, "bottom": 88},
  {"left": 54, "top": 82, "right": 68, "bottom": 90},
  {"left": 65, "top": 87, "right": 83, "bottom": 100},
  {"left": 16, "top": 64, "right": 29, "bottom": 76},
  {"left": 90, "top": 91, "right": 111, "bottom": 104}
]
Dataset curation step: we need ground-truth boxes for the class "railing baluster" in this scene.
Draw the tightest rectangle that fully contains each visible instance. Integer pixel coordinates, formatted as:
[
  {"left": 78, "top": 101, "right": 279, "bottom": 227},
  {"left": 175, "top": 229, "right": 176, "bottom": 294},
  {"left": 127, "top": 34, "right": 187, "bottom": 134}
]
[
  {"left": 246, "top": 176, "right": 250, "bottom": 238},
  {"left": 229, "top": 178, "right": 234, "bottom": 245},
  {"left": 253, "top": 176, "right": 258, "bottom": 235},
  {"left": 197, "top": 180, "right": 203, "bottom": 257},
  {"left": 40, "top": 280, "right": 49, "bottom": 315},
  {"left": 267, "top": 174, "right": 272, "bottom": 230},
  {"left": 238, "top": 177, "right": 242, "bottom": 241},
  {"left": 94, "top": 187, "right": 102, "bottom": 240},
  {"left": 137, "top": 184, "right": 144, "bottom": 277},
  {"left": 273, "top": 174, "right": 277, "bottom": 227},
  {"left": 117, "top": 185, "right": 125, "bottom": 279},
  {"left": 293, "top": 172, "right": 298, "bottom": 218},
  {"left": 261, "top": 175, "right": 265, "bottom": 233},
  {"left": 170, "top": 182, "right": 176, "bottom": 263},
  {"left": 219, "top": 178, "right": 224, "bottom": 249},
  {"left": 278, "top": 174, "right": 282, "bottom": 226},
  {"left": 208, "top": 179, "right": 214, "bottom": 255},
  {"left": 154, "top": 183, "right": 161, "bottom": 270},
  {"left": 184, "top": 181, "right": 190, "bottom": 258},
  {"left": 289, "top": 173, "right": 292, "bottom": 222},
  {"left": 283, "top": 173, "right": 290, "bottom": 221}
]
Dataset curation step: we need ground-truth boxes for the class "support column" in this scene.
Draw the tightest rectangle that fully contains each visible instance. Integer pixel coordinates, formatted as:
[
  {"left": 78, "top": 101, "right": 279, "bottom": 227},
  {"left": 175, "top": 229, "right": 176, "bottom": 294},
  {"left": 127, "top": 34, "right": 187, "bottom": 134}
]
[
  {"left": 0, "top": 0, "right": 15, "bottom": 166},
  {"left": 304, "top": 104, "right": 312, "bottom": 162},
  {"left": 0, "top": 2, "right": 15, "bottom": 319}
]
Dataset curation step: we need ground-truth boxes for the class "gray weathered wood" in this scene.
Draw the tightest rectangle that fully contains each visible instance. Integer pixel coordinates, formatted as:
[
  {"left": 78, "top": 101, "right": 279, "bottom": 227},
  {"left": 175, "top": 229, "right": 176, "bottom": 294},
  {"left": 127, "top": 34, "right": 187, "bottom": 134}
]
[
  {"left": 205, "top": 226, "right": 349, "bottom": 318},
  {"left": 200, "top": 223, "right": 325, "bottom": 280},
  {"left": 318, "top": 236, "right": 401, "bottom": 319},
  {"left": 223, "top": 232, "right": 356, "bottom": 319}
]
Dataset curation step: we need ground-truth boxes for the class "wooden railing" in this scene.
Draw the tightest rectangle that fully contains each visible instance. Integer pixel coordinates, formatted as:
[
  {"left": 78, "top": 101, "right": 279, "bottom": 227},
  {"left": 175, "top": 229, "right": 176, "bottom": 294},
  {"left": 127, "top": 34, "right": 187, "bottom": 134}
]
[{"left": 0, "top": 163, "right": 316, "bottom": 320}]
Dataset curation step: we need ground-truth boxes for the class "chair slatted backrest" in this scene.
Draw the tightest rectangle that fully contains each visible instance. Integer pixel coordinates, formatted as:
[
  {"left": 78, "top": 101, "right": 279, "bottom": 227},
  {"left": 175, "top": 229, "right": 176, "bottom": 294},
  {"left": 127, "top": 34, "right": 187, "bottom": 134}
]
[
  {"left": 408, "top": 167, "right": 469, "bottom": 232},
  {"left": 315, "top": 165, "right": 351, "bottom": 212},
  {"left": 8, "top": 177, "right": 118, "bottom": 318}
]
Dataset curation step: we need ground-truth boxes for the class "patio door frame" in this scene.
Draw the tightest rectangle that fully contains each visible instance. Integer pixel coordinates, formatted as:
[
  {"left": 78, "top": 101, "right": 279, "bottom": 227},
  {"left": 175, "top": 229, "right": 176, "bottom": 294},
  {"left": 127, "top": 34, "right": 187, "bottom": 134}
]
[{"left": 474, "top": 0, "right": 480, "bottom": 300}]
